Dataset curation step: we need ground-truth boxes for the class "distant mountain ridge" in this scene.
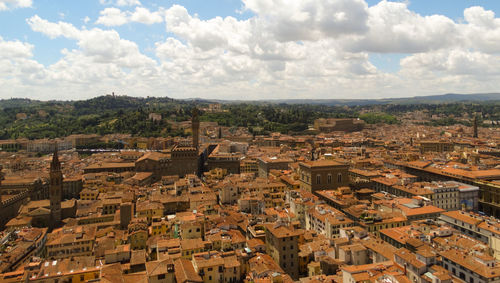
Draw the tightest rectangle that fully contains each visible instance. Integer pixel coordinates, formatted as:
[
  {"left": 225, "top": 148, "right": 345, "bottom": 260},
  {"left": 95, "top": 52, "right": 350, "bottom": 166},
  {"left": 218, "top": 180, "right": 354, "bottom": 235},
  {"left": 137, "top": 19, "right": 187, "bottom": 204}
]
[
  {"left": 262, "top": 93, "right": 500, "bottom": 106},
  {"left": 0, "top": 92, "right": 499, "bottom": 109}
]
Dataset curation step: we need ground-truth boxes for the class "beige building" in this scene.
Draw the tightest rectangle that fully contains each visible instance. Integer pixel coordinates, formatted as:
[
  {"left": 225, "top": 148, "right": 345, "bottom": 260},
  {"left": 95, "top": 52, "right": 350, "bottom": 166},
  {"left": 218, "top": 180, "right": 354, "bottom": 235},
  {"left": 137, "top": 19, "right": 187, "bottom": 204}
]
[
  {"left": 192, "top": 251, "right": 241, "bottom": 283},
  {"left": 265, "top": 223, "right": 304, "bottom": 280},
  {"left": 46, "top": 226, "right": 96, "bottom": 259},
  {"left": 419, "top": 141, "right": 454, "bottom": 153},
  {"left": 314, "top": 118, "right": 365, "bottom": 133},
  {"left": 299, "top": 160, "right": 349, "bottom": 193},
  {"left": 306, "top": 204, "right": 354, "bottom": 239}
]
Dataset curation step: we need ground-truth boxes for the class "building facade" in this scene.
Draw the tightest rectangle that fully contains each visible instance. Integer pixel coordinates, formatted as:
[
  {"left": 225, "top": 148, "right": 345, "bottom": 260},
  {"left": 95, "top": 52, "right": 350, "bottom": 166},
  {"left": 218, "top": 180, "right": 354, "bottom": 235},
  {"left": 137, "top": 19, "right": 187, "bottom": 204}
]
[{"left": 299, "top": 160, "right": 349, "bottom": 193}]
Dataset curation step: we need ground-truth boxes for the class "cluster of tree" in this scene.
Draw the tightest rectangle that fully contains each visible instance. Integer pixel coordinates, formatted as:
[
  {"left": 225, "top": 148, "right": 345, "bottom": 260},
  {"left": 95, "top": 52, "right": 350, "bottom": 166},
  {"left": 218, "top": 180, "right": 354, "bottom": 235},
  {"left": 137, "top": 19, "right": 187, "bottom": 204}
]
[
  {"left": 0, "top": 95, "right": 497, "bottom": 140},
  {"left": 0, "top": 96, "right": 194, "bottom": 139},
  {"left": 201, "top": 103, "right": 360, "bottom": 134},
  {"left": 358, "top": 112, "right": 398, "bottom": 124}
]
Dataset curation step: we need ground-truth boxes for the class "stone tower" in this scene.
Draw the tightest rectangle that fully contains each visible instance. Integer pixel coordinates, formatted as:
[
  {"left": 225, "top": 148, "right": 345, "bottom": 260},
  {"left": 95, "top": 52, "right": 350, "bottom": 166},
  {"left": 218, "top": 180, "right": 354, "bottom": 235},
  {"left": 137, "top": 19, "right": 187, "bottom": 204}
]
[
  {"left": 473, "top": 114, "right": 478, "bottom": 138},
  {"left": 0, "top": 164, "right": 4, "bottom": 186},
  {"left": 49, "top": 147, "right": 63, "bottom": 227},
  {"left": 192, "top": 107, "right": 200, "bottom": 149}
]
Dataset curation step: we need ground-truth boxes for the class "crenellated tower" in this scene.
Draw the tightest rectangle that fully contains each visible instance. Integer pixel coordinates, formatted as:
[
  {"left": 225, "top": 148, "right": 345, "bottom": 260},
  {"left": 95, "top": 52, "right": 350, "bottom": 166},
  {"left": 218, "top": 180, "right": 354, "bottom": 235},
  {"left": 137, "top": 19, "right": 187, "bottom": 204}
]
[
  {"left": 49, "top": 147, "right": 63, "bottom": 228},
  {"left": 192, "top": 107, "right": 200, "bottom": 149},
  {"left": 473, "top": 114, "right": 478, "bottom": 139}
]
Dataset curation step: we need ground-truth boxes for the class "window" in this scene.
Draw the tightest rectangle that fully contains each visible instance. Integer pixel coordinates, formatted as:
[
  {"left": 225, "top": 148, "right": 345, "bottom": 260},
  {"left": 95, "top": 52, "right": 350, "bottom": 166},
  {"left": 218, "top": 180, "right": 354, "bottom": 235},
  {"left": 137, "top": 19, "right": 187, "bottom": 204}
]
[
  {"left": 337, "top": 173, "right": 342, "bottom": 183},
  {"left": 316, "top": 175, "right": 321, "bottom": 185},
  {"left": 158, "top": 274, "right": 166, "bottom": 280},
  {"left": 327, "top": 174, "right": 332, "bottom": 184}
]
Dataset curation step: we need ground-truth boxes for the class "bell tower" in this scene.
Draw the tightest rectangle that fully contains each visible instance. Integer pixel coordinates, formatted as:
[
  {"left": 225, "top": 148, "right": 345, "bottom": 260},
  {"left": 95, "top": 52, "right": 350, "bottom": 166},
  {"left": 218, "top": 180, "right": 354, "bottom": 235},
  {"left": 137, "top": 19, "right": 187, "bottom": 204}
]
[
  {"left": 0, "top": 164, "right": 4, "bottom": 186},
  {"left": 192, "top": 107, "right": 200, "bottom": 149},
  {"left": 473, "top": 114, "right": 478, "bottom": 139},
  {"left": 50, "top": 146, "right": 62, "bottom": 227}
]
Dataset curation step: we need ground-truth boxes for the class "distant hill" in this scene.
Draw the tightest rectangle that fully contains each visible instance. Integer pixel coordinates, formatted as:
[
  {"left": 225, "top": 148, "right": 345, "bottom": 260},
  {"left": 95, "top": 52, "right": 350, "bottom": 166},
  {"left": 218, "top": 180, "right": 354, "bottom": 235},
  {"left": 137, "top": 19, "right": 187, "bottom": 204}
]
[
  {"left": 264, "top": 93, "right": 500, "bottom": 106},
  {"left": 0, "top": 95, "right": 179, "bottom": 110},
  {"left": 0, "top": 98, "right": 44, "bottom": 109},
  {"left": 1, "top": 93, "right": 498, "bottom": 109},
  {"left": 0, "top": 93, "right": 497, "bottom": 140}
]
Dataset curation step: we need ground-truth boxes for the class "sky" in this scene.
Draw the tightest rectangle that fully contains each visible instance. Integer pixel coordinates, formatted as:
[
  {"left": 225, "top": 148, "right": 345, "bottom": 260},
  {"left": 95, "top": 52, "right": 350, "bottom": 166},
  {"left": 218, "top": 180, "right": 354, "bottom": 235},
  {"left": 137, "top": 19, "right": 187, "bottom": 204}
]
[{"left": 1, "top": 0, "right": 500, "bottom": 101}]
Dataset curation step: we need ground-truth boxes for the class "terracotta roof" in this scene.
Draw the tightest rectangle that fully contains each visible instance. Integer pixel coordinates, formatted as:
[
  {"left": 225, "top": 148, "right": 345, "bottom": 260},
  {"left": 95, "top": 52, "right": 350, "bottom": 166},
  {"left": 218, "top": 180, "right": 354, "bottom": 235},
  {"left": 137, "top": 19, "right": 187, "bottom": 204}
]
[
  {"left": 174, "top": 258, "right": 203, "bottom": 283},
  {"left": 440, "top": 249, "right": 500, "bottom": 278}
]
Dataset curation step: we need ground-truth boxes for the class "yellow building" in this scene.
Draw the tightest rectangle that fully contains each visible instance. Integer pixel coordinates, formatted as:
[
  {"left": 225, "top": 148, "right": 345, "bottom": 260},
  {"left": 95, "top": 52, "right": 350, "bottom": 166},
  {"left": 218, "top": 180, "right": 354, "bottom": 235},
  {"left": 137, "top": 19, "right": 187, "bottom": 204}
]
[
  {"left": 128, "top": 220, "right": 148, "bottom": 250},
  {"left": 16, "top": 258, "right": 102, "bottom": 283},
  {"left": 240, "top": 159, "right": 258, "bottom": 174},
  {"left": 192, "top": 252, "right": 241, "bottom": 283},
  {"left": 45, "top": 227, "right": 96, "bottom": 259},
  {"left": 79, "top": 188, "right": 99, "bottom": 200},
  {"left": 129, "top": 230, "right": 148, "bottom": 250},
  {"left": 265, "top": 224, "right": 304, "bottom": 280},
  {"left": 180, "top": 238, "right": 211, "bottom": 259},
  {"left": 102, "top": 198, "right": 121, "bottom": 215},
  {"left": 361, "top": 216, "right": 407, "bottom": 236},
  {"left": 150, "top": 220, "right": 172, "bottom": 236},
  {"left": 136, "top": 200, "right": 164, "bottom": 224},
  {"left": 180, "top": 221, "right": 204, "bottom": 240}
]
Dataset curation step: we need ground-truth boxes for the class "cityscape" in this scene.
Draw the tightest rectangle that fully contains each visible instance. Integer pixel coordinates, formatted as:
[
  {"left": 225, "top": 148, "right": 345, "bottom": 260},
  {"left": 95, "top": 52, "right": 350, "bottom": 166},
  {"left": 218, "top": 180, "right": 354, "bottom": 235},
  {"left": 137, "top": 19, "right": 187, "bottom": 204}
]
[
  {"left": 0, "top": 95, "right": 499, "bottom": 283},
  {"left": 1, "top": 1, "right": 500, "bottom": 283}
]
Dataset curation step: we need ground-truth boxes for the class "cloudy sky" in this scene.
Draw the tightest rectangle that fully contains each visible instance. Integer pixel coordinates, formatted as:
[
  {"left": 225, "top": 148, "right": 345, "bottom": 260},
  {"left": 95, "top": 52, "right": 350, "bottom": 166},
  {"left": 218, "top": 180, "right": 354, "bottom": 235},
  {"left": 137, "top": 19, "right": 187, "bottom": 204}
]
[{"left": 1, "top": 0, "right": 500, "bottom": 101}]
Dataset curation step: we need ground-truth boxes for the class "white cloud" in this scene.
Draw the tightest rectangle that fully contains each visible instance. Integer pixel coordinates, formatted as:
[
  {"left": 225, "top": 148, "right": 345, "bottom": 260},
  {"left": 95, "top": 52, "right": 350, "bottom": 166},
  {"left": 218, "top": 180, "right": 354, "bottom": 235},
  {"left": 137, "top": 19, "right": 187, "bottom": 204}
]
[
  {"left": 0, "top": 16, "right": 160, "bottom": 100},
  {"left": 0, "top": 36, "right": 34, "bottom": 58},
  {"left": 5, "top": 2, "right": 500, "bottom": 100},
  {"left": 0, "top": 36, "right": 46, "bottom": 92},
  {"left": 27, "top": 15, "right": 80, "bottom": 39},
  {"left": 95, "top": 6, "right": 163, "bottom": 26},
  {"left": 343, "top": 1, "right": 459, "bottom": 53},
  {"left": 96, "top": 7, "right": 129, "bottom": 27},
  {"left": 130, "top": 7, "right": 163, "bottom": 25},
  {"left": 99, "top": 0, "right": 141, "bottom": 7},
  {"left": 116, "top": 0, "right": 140, "bottom": 6},
  {"left": 395, "top": 49, "right": 500, "bottom": 96},
  {"left": 462, "top": 6, "right": 500, "bottom": 53},
  {"left": 243, "top": 0, "right": 369, "bottom": 41},
  {"left": 28, "top": 15, "right": 156, "bottom": 68},
  {"left": 401, "top": 49, "right": 500, "bottom": 77},
  {"left": 0, "top": 0, "right": 32, "bottom": 11}
]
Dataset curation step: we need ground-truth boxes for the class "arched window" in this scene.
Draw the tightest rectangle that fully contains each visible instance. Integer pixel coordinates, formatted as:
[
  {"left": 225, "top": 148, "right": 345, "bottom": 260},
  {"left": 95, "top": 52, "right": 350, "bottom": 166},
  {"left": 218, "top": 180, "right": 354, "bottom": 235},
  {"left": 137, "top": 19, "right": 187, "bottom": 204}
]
[
  {"left": 316, "top": 175, "right": 321, "bottom": 185},
  {"left": 337, "top": 173, "right": 342, "bottom": 183}
]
